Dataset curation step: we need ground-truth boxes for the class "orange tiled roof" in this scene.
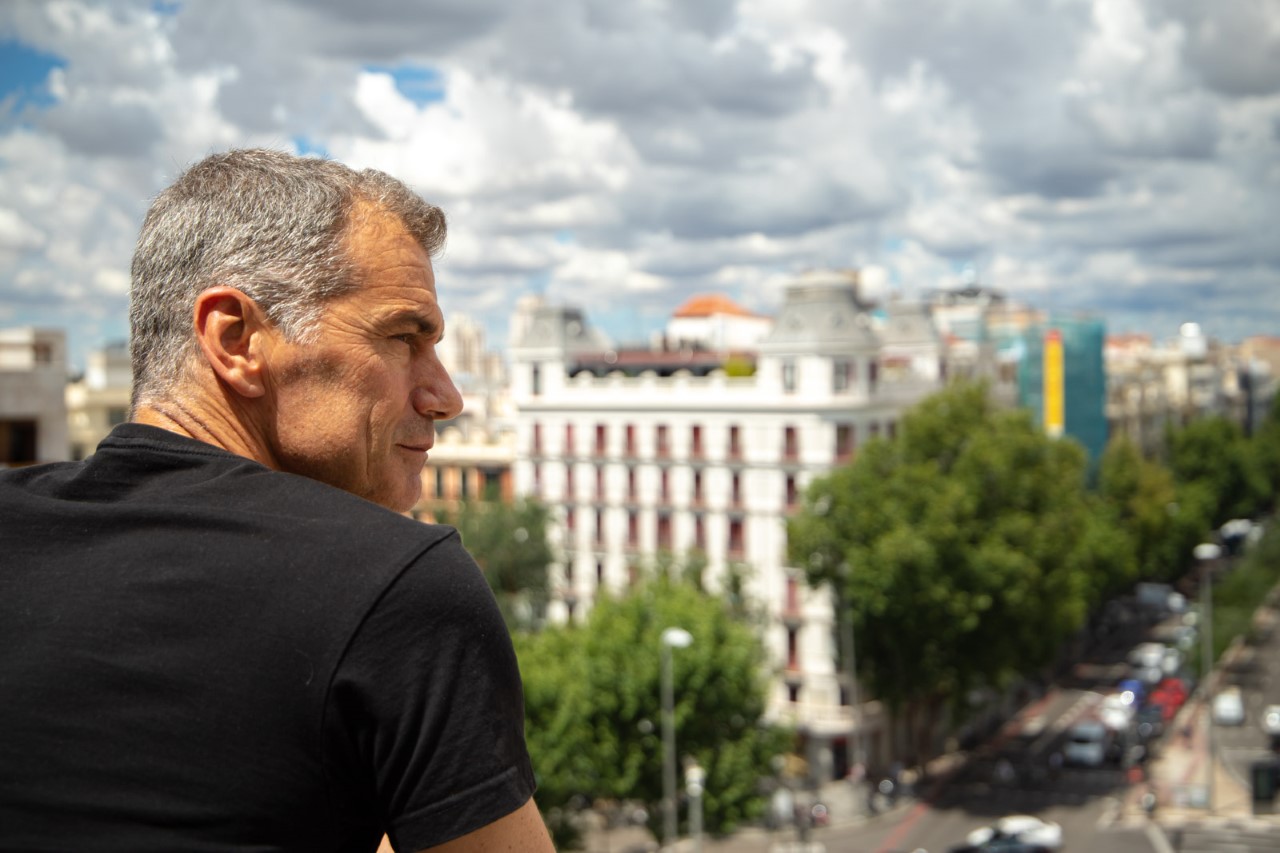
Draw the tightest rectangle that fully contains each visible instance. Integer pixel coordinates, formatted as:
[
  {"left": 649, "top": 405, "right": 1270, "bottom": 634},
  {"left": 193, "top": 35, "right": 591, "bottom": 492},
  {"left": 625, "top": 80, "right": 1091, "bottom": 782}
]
[{"left": 672, "top": 293, "right": 756, "bottom": 319}]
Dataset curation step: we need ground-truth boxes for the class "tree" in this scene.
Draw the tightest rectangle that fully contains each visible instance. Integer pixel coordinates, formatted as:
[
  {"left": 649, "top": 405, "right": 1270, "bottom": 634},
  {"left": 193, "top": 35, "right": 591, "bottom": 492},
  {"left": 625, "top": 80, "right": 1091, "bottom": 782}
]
[
  {"left": 515, "top": 573, "right": 787, "bottom": 847},
  {"left": 788, "top": 383, "right": 1133, "bottom": 760},
  {"left": 1166, "top": 415, "right": 1268, "bottom": 525},
  {"left": 447, "top": 498, "right": 553, "bottom": 630},
  {"left": 1248, "top": 392, "right": 1280, "bottom": 511},
  {"left": 1098, "top": 435, "right": 1213, "bottom": 583}
]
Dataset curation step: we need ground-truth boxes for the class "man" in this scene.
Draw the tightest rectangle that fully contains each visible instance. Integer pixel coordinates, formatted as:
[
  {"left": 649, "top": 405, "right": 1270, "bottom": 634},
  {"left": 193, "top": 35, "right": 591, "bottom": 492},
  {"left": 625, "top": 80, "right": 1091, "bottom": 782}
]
[{"left": 0, "top": 150, "right": 555, "bottom": 853}]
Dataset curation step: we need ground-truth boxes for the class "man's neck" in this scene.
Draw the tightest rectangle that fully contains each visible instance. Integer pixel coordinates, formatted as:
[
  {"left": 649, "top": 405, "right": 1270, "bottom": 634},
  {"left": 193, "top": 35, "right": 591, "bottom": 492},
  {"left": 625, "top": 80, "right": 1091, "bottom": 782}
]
[{"left": 132, "top": 395, "right": 276, "bottom": 470}]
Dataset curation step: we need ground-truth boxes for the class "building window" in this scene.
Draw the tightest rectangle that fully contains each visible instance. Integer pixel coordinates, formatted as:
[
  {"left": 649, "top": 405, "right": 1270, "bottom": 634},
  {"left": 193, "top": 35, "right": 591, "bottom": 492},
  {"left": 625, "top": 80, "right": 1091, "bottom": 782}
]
[
  {"left": 458, "top": 469, "right": 469, "bottom": 500},
  {"left": 0, "top": 420, "right": 37, "bottom": 466},
  {"left": 788, "top": 683, "right": 801, "bottom": 703},
  {"left": 835, "top": 424, "right": 855, "bottom": 463},
  {"left": 786, "top": 576, "right": 799, "bottom": 613},
  {"left": 33, "top": 342, "right": 53, "bottom": 365},
  {"left": 625, "top": 424, "right": 636, "bottom": 456},
  {"left": 783, "top": 426, "right": 798, "bottom": 461},
  {"left": 627, "top": 467, "right": 637, "bottom": 501},
  {"left": 656, "top": 424, "right": 670, "bottom": 458},
  {"left": 869, "top": 422, "right": 880, "bottom": 439},
  {"left": 782, "top": 360, "right": 796, "bottom": 394},
  {"left": 887, "top": 420, "right": 897, "bottom": 440},
  {"left": 595, "top": 423, "right": 607, "bottom": 457},
  {"left": 482, "top": 469, "right": 502, "bottom": 500},
  {"left": 434, "top": 467, "right": 446, "bottom": 498},
  {"left": 786, "top": 627, "right": 799, "bottom": 669},
  {"left": 785, "top": 474, "right": 798, "bottom": 509},
  {"left": 728, "top": 518, "right": 744, "bottom": 557},
  {"left": 565, "top": 508, "right": 576, "bottom": 532},
  {"left": 693, "top": 470, "right": 703, "bottom": 506},
  {"left": 532, "top": 422, "right": 542, "bottom": 455},
  {"left": 627, "top": 510, "right": 639, "bottom": 548},
  {"left": 595, "top": 509, "right": 605, "bottom": 546},
  {"left": 869, "top": 359, "right": 879, "bottom": 393},
  {"left": 533, "top": 463, "right": 542, "bottom": 496},
  {"left": 833, "top": 358, "right": 853, "bottom": 392},
  {"left": 728, "top": 425, "right": 742, "bottom": 460},
  {"left": 657, "top": 513, "right": 672, "bottom": 550},
  {"left": 531, "top": 364, "right": 542, "bottom": 396},
  {"left": 660, "top": 468, "right": 670, "bottom": 503},
  {"left": 731, "top": 472, "right": 742, "bottom": 507},
  {"left": 596, "top": 560, "right": 604, "bottom": 587},
  {"left": 565, "top": 423, "right": 575, "bottom": 457},
  {"left": 565, "top": 463, "right": 575, "bottom": 500},
  {"left": 694, "top": 515, "right": 705, "bottom": 550},
  {"left": 595, "top": 464, "right": 605, "bottom": 501},
  {"left": 691, "top": 425, "right": 703, "bottom": 459}
]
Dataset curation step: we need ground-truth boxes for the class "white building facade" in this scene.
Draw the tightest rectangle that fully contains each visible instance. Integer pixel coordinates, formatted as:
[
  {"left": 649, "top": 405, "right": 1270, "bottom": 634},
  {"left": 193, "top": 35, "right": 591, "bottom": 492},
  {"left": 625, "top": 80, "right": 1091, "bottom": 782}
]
[
  {"left": 0, "top": 327, "right": 69, "bottom": 466},
  {"left": 507, "top": 272, "right": 946, "bottom": 778}
]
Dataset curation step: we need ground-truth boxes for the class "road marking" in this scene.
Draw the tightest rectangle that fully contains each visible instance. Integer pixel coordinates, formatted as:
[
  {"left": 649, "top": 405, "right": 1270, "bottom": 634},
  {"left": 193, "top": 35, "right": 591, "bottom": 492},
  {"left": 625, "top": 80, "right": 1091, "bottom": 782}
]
[{"left": 1145, "top": 822, "right": 1175, "bottom": 853}]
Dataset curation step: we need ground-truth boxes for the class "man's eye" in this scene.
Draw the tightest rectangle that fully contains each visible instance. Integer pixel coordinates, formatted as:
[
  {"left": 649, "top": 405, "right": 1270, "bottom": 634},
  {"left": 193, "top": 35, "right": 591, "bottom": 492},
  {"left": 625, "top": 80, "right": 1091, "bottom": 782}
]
[{"left": 392, "top": 334, "right": 416, "bottom": 345}]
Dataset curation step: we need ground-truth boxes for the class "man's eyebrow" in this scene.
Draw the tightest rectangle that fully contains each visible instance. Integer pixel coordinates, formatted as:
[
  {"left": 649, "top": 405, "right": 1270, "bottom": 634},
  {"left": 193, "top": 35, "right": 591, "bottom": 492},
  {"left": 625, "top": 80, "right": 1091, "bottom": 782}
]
[{"left": 387, "top": 312, "right": 442, "bottom": 336}]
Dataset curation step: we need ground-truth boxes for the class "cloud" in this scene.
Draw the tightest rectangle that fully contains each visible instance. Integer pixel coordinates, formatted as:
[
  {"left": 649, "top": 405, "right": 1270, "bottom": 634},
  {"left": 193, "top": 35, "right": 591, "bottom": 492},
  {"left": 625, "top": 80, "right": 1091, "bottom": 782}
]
[{"left": 0, "top": 0, "right": 1277, "bottom": 369}]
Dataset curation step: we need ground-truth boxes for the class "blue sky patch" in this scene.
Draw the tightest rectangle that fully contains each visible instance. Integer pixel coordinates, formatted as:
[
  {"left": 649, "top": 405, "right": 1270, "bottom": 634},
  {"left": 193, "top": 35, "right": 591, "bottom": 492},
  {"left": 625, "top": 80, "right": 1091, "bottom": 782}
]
[
  {"left": 293, "top": 135, "right": 331, "bottom": 158},
  {"left": 0, "top": 39, "right": 67, "bottom": 111},
  {"left": 364, "top": 63, "right": 446, "bottom": 106},
  {"left": 151, "top": 0, "right": 183, "bottom": 15}
]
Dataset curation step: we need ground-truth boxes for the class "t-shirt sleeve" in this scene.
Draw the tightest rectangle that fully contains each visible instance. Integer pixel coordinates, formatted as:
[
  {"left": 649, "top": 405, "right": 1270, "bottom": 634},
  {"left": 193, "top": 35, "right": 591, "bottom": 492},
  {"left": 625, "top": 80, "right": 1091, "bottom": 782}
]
[{"left": 324, "top": 530, "right": 536, "bottom": 852}]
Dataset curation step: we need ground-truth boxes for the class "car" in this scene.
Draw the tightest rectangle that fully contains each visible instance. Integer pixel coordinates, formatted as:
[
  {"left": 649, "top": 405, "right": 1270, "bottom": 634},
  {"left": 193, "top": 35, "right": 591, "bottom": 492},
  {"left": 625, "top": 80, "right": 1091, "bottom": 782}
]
[
  {"left": 949, "top": 814, "right": 1063, "bottom": 852},
  {"left": 1213, "top": 687, "right": 1245, "bottom": 726},
  {"left": 1063, "top": 720, "right": 1109, "bottom": 767},
  {"left": 1262, "top": 704, "right": 1280, "bottom": 736}
]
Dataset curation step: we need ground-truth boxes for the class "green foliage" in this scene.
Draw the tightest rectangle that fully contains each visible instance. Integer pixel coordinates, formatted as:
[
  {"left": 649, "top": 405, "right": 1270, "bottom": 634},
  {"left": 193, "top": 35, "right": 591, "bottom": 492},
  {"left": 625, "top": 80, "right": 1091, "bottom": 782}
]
[
  {"left": 515, "top": 574, "right": 787, "bottom": 846},
  {"left": 1251, "top": 394, "right": 1280, "bottom": 511},
  {"left": 788, "top": 383, "right": 1134, "bottom": 731},
  {"left": 1098, "top": 435, "right": 1212, "bottom": 583},
  {"left": 1209, "top": 522, "right": 1280, "bottom": 662},
  {"left": 1167, "top": 416, "right": 1269, "bottom": 525},
  {"left": 446, "top": 498, "right": 553, "bottom": 631}
]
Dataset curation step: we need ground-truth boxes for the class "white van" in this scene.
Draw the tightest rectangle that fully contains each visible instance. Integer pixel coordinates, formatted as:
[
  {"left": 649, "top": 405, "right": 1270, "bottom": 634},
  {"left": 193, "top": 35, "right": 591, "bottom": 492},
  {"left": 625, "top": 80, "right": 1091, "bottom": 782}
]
[{"left": 1063, "top": 720, "right": 1109, "bottom": 767}]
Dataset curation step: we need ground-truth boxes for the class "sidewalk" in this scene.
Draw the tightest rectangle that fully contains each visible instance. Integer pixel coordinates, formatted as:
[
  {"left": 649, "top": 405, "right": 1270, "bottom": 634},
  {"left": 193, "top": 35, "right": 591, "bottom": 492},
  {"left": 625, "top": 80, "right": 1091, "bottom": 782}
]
[{"left": 1118, "top": 678, "right": 1280, "bottom": 828}]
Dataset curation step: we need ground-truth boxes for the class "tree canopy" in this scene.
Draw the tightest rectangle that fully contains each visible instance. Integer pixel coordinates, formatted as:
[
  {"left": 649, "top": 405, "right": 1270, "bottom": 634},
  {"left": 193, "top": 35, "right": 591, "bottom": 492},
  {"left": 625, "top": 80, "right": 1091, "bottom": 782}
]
[
  {"left": 446, "top": 498, "right": 553, "bottom": 630},
  {"left": 787, "top": 383, "right": 1134, "bottom": 748},
  {"left": 515, "top": 573, "right": 787, "bottom": 846}
]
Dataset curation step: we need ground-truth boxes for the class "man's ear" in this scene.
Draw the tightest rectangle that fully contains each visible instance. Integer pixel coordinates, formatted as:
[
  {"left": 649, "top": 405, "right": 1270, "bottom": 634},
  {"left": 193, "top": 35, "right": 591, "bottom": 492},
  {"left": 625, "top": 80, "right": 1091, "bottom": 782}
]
[{"left": 193, "top": 287, "right": 272, "bottom": 398}]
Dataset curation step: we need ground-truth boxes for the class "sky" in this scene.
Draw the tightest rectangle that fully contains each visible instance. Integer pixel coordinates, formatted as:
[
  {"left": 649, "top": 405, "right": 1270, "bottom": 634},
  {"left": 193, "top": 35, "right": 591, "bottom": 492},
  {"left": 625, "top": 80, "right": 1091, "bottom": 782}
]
[{"left": 1, "top": 0, "right": 1278, "bottom": 372}]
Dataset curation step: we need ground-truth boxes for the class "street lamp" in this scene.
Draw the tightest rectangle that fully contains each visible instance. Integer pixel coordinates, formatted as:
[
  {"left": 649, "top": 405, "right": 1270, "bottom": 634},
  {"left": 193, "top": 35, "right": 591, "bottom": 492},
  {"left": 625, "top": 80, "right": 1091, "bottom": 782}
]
[
  {"left": 685, "top": 760, "right": 705, "bottom": 853},
  {"left": 1194, "top": 541, "right": 1221, "bottom": 813},
  {"left": 837, "top": 562, "right": 866, "bottom": 790},
  {"left": 661, "top": 627, "right": 693, "bottom": 850}
]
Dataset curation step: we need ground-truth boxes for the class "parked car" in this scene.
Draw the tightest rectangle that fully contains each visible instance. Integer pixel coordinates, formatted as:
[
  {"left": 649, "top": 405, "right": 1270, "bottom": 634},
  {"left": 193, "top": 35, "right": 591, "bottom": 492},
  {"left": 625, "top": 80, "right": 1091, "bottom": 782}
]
[
  {"left": 1063, "top": 720, "right": 1110, "bottom": 767},
  {"left": 1149, "top": 677, "right": 1189, "bottom": 722},
  {"left": 1213, "top": 687, "right": 1245, "bottom": 726},
  {"left": 1129, "top": 642, "right": 1167, "bottom": 670},
  {"left": 1262, "top": 704, "right": 1280, "bottom": 736},
  {"left": 949, "top": 814, "right": 1063, "bottom": 852}
]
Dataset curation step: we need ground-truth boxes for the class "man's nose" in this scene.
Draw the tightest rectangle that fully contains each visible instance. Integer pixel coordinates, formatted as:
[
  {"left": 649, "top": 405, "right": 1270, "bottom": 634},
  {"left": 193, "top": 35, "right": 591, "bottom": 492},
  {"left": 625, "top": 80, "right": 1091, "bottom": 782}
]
[{"left": 412, "top": 361, "right": 464, "bottom": 420}]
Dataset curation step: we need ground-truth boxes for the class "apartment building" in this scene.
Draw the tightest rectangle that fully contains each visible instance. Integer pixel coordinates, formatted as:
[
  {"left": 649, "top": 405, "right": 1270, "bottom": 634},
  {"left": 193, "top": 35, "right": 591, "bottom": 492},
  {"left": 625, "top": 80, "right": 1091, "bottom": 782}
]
[
  {"left": 65, "top": 342, "right": 132, "bottom": 459},
  {"left": 507, "top": 271, "right": 948, "bottom": 780},
  {"left": 0, "top": 327, "right": 69, "bottom": 466}
]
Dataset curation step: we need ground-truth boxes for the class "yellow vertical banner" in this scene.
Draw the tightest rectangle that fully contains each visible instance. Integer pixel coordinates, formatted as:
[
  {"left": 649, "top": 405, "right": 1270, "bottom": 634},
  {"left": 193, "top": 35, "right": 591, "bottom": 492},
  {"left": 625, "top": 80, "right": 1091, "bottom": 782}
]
[{"left": 1044, "top": 329, "right": 1065, "bottom": 438}]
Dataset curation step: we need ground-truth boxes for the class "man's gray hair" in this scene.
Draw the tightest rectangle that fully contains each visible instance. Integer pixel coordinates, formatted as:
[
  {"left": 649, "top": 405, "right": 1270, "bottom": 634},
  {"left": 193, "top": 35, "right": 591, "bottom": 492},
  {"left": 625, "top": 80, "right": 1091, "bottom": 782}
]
[{"left": 128, "top": 148, "right": 447, "bottom": 408}]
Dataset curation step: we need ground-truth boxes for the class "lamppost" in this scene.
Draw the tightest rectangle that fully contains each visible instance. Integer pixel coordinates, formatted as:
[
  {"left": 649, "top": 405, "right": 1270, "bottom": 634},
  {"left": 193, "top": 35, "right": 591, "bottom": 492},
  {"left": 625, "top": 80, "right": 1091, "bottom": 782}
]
[
  {"left": 685, "top": 761, "right": 705, "bottom": 853},
  {"left": 661, "top": 627, "right": 693, "bottom": 850},
  {"left": 1194, "top": 541, "right": 1221, "bottom": 813},
  {"left": 837, "top": 562, "right": 866, "bottom": 791}
]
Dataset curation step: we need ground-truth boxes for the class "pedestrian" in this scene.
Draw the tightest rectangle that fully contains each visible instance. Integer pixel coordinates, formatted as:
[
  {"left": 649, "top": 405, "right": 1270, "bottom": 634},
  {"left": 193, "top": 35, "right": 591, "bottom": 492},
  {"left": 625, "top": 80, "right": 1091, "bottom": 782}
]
[{"left": 0, "top": 149, "right": 554, "bottom": 853}]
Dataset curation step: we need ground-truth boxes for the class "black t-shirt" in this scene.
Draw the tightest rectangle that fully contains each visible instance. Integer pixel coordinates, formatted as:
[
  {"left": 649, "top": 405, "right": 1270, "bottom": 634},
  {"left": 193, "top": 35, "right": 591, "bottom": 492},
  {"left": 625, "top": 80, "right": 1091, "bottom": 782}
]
[{"left": 0, "top": 425, "right": 534, "bottom": 853}]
